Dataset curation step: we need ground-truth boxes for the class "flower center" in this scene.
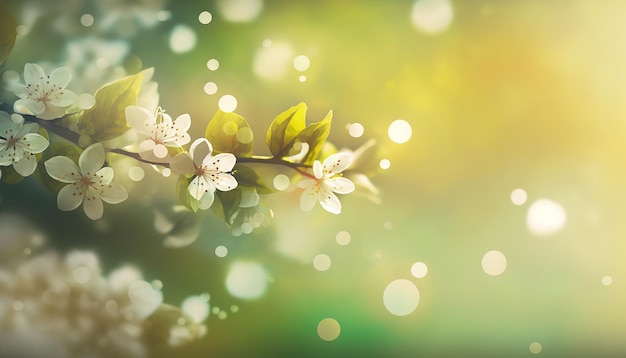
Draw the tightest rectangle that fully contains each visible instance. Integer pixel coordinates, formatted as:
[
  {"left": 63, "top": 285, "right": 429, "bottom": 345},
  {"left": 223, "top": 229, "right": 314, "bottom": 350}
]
[{"left": 80, "top": 175, "right": 95, "bottom": 187}]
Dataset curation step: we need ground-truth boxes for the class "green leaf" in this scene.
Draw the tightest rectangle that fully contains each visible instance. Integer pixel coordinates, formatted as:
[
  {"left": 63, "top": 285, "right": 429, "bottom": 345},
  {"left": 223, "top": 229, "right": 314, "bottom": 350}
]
[
  {"left": 266, "top": 102, "right": 307, "bottom": 158},
  {"left": 214, "top": 189, "right": 242, "bottom": 223},
  {"left": 176, "top": 175, "right": 198, "bottom": 212},
  {"left": 78, "top": 70, "right": 146, "bottom": 143},
  {"left": 233, "top": 164, "right": 273, "bottom": 194},
  {"left": 33, "top": 140, "right": 81, "bottom": 193},
  {"left": 0, "top": 0, "right": 17, "bottom": 65},
  {"left": 205, "top": 110, "right": 254, "bottom": 157},
  {"left": 293, "top": 109, "right": 333, "bottom": 165}
]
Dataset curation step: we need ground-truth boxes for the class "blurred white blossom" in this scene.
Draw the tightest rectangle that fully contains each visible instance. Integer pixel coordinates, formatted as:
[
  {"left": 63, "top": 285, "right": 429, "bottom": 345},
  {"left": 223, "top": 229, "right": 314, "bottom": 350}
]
[
  {"left": 229, "top": 187, "right": 272, "bottom": 236},
  {"left": 96, "top": 0, "right": 166, "bottom": 37}
]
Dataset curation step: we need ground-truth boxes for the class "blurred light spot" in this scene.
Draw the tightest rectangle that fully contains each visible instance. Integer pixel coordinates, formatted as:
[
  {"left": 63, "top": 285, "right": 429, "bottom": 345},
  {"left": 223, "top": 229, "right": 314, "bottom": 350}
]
[
  {"left": 293, "top": 55, "right": 310, "bottom": 71},
  {"left": 384, "top": 221, "right": 393, "bottom": 230},
  {"left": 336, "top": 231, "right": 351, "bottom": 246},
  {"left": 218, "top": 311, "right": 228, "bottom": 319},
  {"left": 151, "top": 280, "right": 163, "bottom": 290},
  {"left": 388, "top": 119, "right": 412, "bottom": 144},
  {"left": 96, "top": 58, "right": 110, "bottom": 69},
  {"left": 482, "top": 250, "right": 506, "bottom": 276},
  {"left": 602, "top": 275, "right": 613, "bottom": 286},
  {"left": 411, "top": 0, "right": 454, "bottom": 34},
  {"left": 128, "top": 166, "right": 145, "bottom": 182},
  {"left": 24, "top": 247, "right": 31, "bottom": 255},
  {"left": 313, "top": 254, "right": 331, "bottom": 271},
  {"left": 157, "top": 10, "right": 171, "bottom": 21},
  {"left": 529, "top": 342, "right": 542, "bottom": 354},
  {"left": 231, "top": 305, "right": 239, "bottom": 313},
  {"left": 222, "top": 121, "right": 238, "bottom": 135},
  {"left": 317, "top": 318, "right": 341, "bottom": 341},
  {"left": 105, "top": 300, "right": 118, "bottom": 313},
  {"left": 12, "top": 300, "right": 23, "bottom": 311},
  {"left": 225, "top": 261, "right": 268, "bottom": 300},
  {"left": 237, "top": 127, "right": 254, "bottom": 144},
  {"left": 212, "top": 306, "right": 220, "bottom": 315},
  {"left": 218, "top": 95, "right": 237, "bottom": 112},
  {"left": 181, "top": 295, "right": 210, "bottom": 323},
  {"left": 80, "top": 14, "right": 94, "bottom": 27},
  {"left": 347, "top": 123, "right": 364, "bottom": 138},
  {"left": 273, "top": 174, "right": 290, "bottom": 191},
  {"left": 169, "top": 25, "right": 197, "bottom": 54},
  {"left": 298, "top": 75, "right": 307, "bottom": 82},
  {"left": 217, "top": 0, "right": 263, "bottom": 22},
  {"left": 526, "top": 199, "right": 567, "bottom": 237},
  {"left": 411, "top": 262, "right": 428, "bottom": 278},
  {"left": 379, "top": 159, "right": 391, "bottom": 170},
  {"left": 510, "top": 188, "right": 527, "bottom": 206},
  {"left": 2, "top": 70, "right": 19, "bottom": 84},
  {"left": 73, "top": 266, "right": 91, "bottom": 284},
  {"left": 200, "top": 293, "right": 210, "bottom": 301},
  {"left": 253, "top": 42, "right": 294, "bottom": 81},
  {"left": 262, "top": 39, "right": 272, "bottom": 47},
  {"left": 128, "top": 280, "right": 163, "bottom": 316},
  {"left": 383, "top": 279, "right": 420, "bottom": 316},
  {"left": 78, "top": 93, "right": 96, "bottom": 110},
  {"left": 198, "top": 11, "right": 213, "bottom": 24},
  {"left": 161, "top": 168, "right": 172, "bottom": 177},
  {"left": 204, "top": 82, "right": 218, "bottom": 95},
  {"left": 206, "top": 59, "right": 219, "bottom": 71},
  {"left": 16, "top": 25, "right": 28, "bottom": 36},
  {"left": 215, "top": 245, "right": 228, "bottom": 258}
]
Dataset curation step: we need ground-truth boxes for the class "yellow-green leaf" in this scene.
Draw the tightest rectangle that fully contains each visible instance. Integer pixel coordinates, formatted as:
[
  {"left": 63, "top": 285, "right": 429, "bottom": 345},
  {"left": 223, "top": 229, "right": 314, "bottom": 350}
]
[
  {"left": 78, "top": 70, "right": 146, "bottom": 143},
  {"left": 0, "top": 0, "right": 17, "bottom": 65},
  {"left": 205, "top": 110, "right": 254, "bottom": 157},
  {"left": 176, "top": 175, "right": 198, "bottom": 212},
  {"left": 214, "top": 189, "right": 242, "bottom": 223},
  {"left": 266, "top": 102, "right": 307, "bottom": 158},
  {"left": 293, "top": 110, "right": 333, "bottom": 165},
  {"left": 233, "top": 164, "right": 273, "bottom": 194}
]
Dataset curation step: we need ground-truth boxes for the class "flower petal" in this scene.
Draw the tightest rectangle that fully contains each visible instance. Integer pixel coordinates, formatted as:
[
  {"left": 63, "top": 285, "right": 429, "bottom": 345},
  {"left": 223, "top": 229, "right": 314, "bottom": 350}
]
[
  {"left": 21, "top": 133, "right": 49, "bottom": 154},
  {"left": 95, "top": 166, "right": 114, "bottom": 185},
  {"left": 174, "top": 113, "right": 191, "bottom": 132},
  {"left": 83, "top": 190, "right": 104, "bottom": 220},
  {"left": 313, "top": 160, "right": 323, "bottom": 179},
  {"left": 297, "top": 178, "right": 317, "bottom": 189},
  {"left": 318, "top": 188, "right": 342, "bottom": 214},
  {"left": 13, "top": 155, "right": 37, "bottom": 177},
  {"left": 170, "top": 153, "right": 195, "bottom": 175},
  {"left": 49, "top": 66, "right": 72, "bottom": 88},
  {"left": 188, "top": 176, "right": 213, "bottom": 201},
  {"left": 23, "top": 63, "right": 45, "bottom": 86},
  {"left": 57, "top": 184, "right": 84, "bottom": 211},
  {"left": 37, "top": 105, "right": 67, "bottom": 120},
  {"left": 79, "top": 143, "right": 105, "bottom": 174},
  {"left": 99, "top": 182, "right": 128, "bottom": 204},
  {"left": 198, "top": 189, "right": 214, "bottom": 210},
  {"left": 49, "top": 89, "right": 77, "bottom": 107},
  {"left": 210, "top": 172, "right": 238, "bottom": 192},
  {"left": 189, "top": 138, "right": 212, "bottom": 167},
  {"left": 14, "top": 98, "right": 44, "bottom": 116},
  {"left": 204, "top": 153, "right": 237, "bottom": 172},
  {"left": 45, "top": 156, "right": 81, "bottom": 183},
  {"left": 300, "top": 186, "right": 319, "bottom": 212},
  {"left": 327, "top": 177, "right": 355, "bottom": 194},
  {"left": 323, "top": 152, "right": 352, "bottom": 177},
  {"left": 125, "top": 106, "right": 154, "bottom": 135}
]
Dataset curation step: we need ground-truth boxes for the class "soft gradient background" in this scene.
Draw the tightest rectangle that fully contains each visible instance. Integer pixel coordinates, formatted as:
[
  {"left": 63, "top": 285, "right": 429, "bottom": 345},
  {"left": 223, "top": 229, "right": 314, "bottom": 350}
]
[{"left": 3, "top": 0, "right": 626, "bottom": 357}]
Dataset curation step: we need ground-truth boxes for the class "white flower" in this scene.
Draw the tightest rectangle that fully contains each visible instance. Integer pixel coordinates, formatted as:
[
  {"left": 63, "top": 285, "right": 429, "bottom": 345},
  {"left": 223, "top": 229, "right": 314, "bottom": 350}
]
[
  {"left": 44, "top": 143, "right": 128, "bottom": 220},
  {"left": 125, "top": 106, "right": 191, "bottom": 159},
  {"left": 170, "top": 138, "right": 238, "bottom": 210},
  {"left": 12, "top": 63, "right": 77, "bottom": 120},
  {"left": 298, "top": 152, "right": 356, "bottom": 214},
  {"left": 0, "top": 111, "right": 49, "bottom": 177}
]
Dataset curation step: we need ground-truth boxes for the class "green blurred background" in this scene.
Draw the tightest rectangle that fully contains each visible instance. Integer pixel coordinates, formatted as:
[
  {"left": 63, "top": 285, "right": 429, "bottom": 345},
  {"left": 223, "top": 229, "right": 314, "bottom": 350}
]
[{"left": 3, "top": 0, "right": 626, "bottom": 356}]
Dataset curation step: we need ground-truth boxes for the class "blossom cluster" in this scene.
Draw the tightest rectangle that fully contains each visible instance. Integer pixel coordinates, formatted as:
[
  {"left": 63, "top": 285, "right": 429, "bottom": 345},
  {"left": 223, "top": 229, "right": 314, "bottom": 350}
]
[{"left": 0, "top": 63, "right": 366, "bottom": 231}]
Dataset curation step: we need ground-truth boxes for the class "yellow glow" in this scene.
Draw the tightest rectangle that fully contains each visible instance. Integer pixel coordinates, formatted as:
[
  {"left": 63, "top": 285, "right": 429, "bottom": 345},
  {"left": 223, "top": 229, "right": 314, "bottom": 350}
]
[
  {"left": 204, "top": 82, "right": 218, "bottom": 95},
  {"left": 293, "top": 55, "right": 310, "bottom": 71},
  {"left": 335, "top": 231, "right": 351, "bottom": 246},
  {"left": 313, "top": 254, "right": 331, "bottom": 271},
  {"left": 317, "top": 318, "right": 341, "bottom": 341},
  {"left": 529, "top": 342, "right": 542, "bottom": 354},
  {"left": 411, "top": 262, "right": 428, "bottom": 278},
  {"left": 510, "top": 188, "right": 527, "bottom": 206},
  {"left": 218, "top": 94, "right": 238, "bottom": 112},
  {"left": 388, "top": 119, "right": 412, "bottom": 144},
  {"left": 526, "top": 199, "right": 567, "bottom": 237},
  {"left": 348, "top": 123, "right": 365, "bottom": 138},
  {"left": 411, "top": 0, "right": 454, "bottom": 34}
]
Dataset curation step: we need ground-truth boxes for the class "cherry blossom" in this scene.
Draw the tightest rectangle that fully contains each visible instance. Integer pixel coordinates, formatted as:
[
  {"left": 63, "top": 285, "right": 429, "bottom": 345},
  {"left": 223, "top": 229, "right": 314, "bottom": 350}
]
[
  {"left": 170, "top": 138, "right": 238, "bottom": 210},
  {"left": 44, "top": 143, "right": 128, "bottom": 220},
  {"left": 12, "top": 63, "right": 77, "bottom": 120},
  {"left": 0, "top": 111, "right": 49, "bottom": 177},
  {"left": 298, "top": 152, "right": 355, "bottom": 214},
  {"left": 125, "top": 106, "right": 191, "bottom": 159}
]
